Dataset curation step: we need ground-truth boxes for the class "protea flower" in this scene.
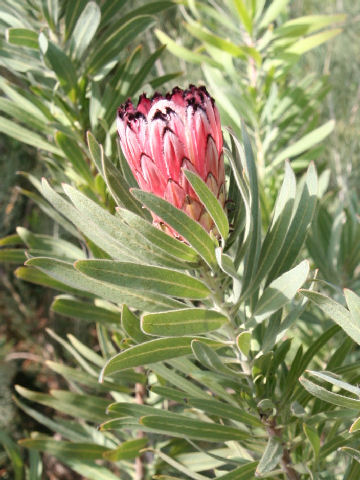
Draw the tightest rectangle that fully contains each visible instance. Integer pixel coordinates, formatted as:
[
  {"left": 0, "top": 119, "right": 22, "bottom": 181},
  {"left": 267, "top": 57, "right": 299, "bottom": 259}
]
[{"left": 117, "top": 85, "right": 225, "bottom": 238}]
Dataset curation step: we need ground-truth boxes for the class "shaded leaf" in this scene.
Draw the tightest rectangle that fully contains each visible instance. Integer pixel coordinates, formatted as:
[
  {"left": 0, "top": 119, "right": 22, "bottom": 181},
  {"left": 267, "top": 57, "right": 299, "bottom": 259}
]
[{"left": 140, "top": 415, "right": 248, "bottom": 442}]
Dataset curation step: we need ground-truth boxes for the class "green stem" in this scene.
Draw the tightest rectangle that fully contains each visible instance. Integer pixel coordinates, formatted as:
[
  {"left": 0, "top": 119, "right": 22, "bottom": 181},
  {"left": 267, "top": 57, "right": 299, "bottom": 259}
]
[{"left": 202, "top": 269, "right": 236, "bottom": 328}]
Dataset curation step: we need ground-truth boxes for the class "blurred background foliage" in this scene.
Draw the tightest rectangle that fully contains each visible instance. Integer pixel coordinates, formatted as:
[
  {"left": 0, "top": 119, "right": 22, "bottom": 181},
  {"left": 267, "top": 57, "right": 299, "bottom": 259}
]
[{"left": 0, "top": 0, "right": 359, "bottom": 478}]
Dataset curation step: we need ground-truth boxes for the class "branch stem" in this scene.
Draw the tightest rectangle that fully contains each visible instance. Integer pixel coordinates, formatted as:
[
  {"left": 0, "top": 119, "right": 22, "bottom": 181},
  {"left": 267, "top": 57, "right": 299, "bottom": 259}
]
[
  {"left": 135, "top": 368, "right": 146, "bottom": 480},
  {"left": 267, "top": 420, "right": 300, "bottom": 480}
]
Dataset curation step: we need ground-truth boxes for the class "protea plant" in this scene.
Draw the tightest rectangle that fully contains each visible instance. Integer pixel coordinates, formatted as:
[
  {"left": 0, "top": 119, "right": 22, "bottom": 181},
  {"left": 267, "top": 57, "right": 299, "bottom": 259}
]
[{"left": 117, "top": 85, "right": 226, "bottom": 238}]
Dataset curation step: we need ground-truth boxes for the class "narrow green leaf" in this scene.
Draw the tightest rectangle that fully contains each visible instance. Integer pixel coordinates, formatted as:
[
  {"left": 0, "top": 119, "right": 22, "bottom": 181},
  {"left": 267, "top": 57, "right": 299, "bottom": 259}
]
[
  {"left": 244, "top": 161, "right": 296, "bottom": 298},
  {"left": 270, "top": 121, "right": 335, "bottom": 170},
  {"left": 253, "top": 260, "right": 309, "bottom": 323},
  {"left": 0, "top": 116, "right": 61, "bottom": 154},
  {"left": 19, "top": 438, "right": 108, "bottom": 461},
  {"left": 186, "top": 398, "right": 262, "bottom": 427},
  {"left": 55, "top": 132, "right": 93, "bottom": 185},
  {"left": 88, "top": 16, "right": 155, "bottom": 73},
  {"left": 240, "top": 123, "right": 261, "bottom": 290},
  {"left": 131, "top": 189, "right": 217, "bottom": 267},
  {"left": 301, "top": 290, "right": 360, "bottom": 345},
  {"left": 300, "top": 377, "right": 360, "bottom": 409},
  {"left": 40, "top": 0, "right": 59, "bottom": 32},
  {"left": 226, "top": 134, "right": 252, "bottom": 267},
  {"left": 46, "top": 361, "right": 131, "bottom": 393},
  {"left": 191, "top": 340, "right": 239, "bottom": 379},
  {"left": 282, "top": 325, "right": 340, "bottom": 405},
  {"left": 0, "top": 97, "right": 52, "bottom": 136},
  {"left": 71, "top": 1, "right": 101, "bottom": 59},
  {"left": 154, "top": 450, "right": 209, "bottom": 480},
  {"left": 116, "top": 207, "right": 199, "bottom": 264},
  {"left": 64, "top": 0, "right": 88, "bottom": 40},
  {"left": 16, "top": 386, "right": 110, "bottom": 423},
  {"left": 350, "top": 418, "right": 360, "bottom": 433},
  {"left": 0, "top": 234, "right": 22, "bottom": 247},
  {"left": 186, "top": 22, "right": 257, "bottom": 60},
  {"left": 303, "top": 424, "right": 320, "bottom": 457},
  {"left": 43, "top": 180, "right": 171, "bottom": 266},
  {"left": 102, "top": 149, "right": 148, "bottom": 218},
  {"left": 256, "top": 437, "right": 283, "bottom": 475},
  {"left": 63, "top": 461, "right": 120, "bottom": 480},
  {"left": 100, "top": 0, "right": 128, "bottom": 26},
  {"left": 169, "top": 358, "right": 240, "bottom": 406},
  {"left": 100, "top": 337, "right": 221, "bottom": 378},
  {"left": 15, "top": 265, "right": 92, "bottom": 296},
  {"left": 237, "top": 331, "right": 251, "bottom": 357},
  {"left": 29, "top": 450, "right": 42, "bottom": 480},
  {"left": 286, "top": 29, "right": 342, "bottom": 55},
  {"left": 215, "top": 249, "right": 241, "bottom": 301},
  {"left": 0, "top": 79, "right": 51, "bottom": 122},
  {"left": 151, "top": 385, "right": 188, "bottom": 403},
  {"left": 340, "top": 447, "right": 360, "bottom": 464},
  {"left": 102, "top": 438, "right": 148, "bottom": 461},
  {"left": 51, "top": 295, "right": 120, "bottom": 324},
  {"left": 259, "top": 0, "right": 289, "bottom": 29},
  {"left": 153, "top": 476, "right": 183, "bottom": 480},
  {"left": 106, "top": 402, "right": 183, "bottom": 420},
  {"left": 184, "top": 170, "right": 229, "bottom": 241},
  {"left": 307, "top": 370, "right": 360, "bottom": 397},
  {"left": 0, "top": 249, "right": 26, "bottom": 263},
  {"left": 6, "top": 28, "right": 38, "bottom": 49},
  {"left": 18, "top": 182, "right": 81, "bottom": 239},
  {"left": 39, "top": 33, "right": 77, "bottom": 92},
  {"left": 86, "top": 131, "right": 103, "bottom": 175},
  {"left": 155, "top": 29, "right": 223, "bottom": 69},
  {"left": 217, "top": 462, "right": 258, "bottom": 479},
  {"left": 14, "top": 395, "right": 88, "bottom": 444},
  {"left": 345, "top": 289, "right": 360, "bottom": 328},
  {"left": 0, "top": 431, "right": 23, "bottom": 480},
  {"left": 152, "top": 363, "right": 209, "bottom": 399},
  {"left": 122, "top": 305, "right": 150, "bottom": 343},
  {"left": 267, "top": 163, "right": 317, "bottom": 281},
  {"left": 41, "top": 180, "right": 134, "bottom": 261},
  {"left": 275, "top": 14, "right": 346, "bottom": 37},
  {"left": 75, "top": 260, "right": 210, "bottom": 300},
  {"left": 142, "top": 309, "right": 228, "bottom": 336},
  {"left": 140, "top": 415, "right": 248, "bottom": 442},
  {"left": 150, "top": 72, "right": 183, "bottom": 89},
  {"left": 128, "top": 45, "right": 166, "bottom": 96},
  {"left": 16, "top": 228, "right": 84, "bottom": 260},
  {"left": 233, "top": 0, "right": 253, "bottom": 34}
]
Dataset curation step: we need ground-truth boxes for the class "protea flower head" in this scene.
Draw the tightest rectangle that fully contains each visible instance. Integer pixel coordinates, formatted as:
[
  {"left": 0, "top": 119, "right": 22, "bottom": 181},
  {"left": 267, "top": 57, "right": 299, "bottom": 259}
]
[{"left": 117, "top": 85, "right": 225, "bottom": 238}]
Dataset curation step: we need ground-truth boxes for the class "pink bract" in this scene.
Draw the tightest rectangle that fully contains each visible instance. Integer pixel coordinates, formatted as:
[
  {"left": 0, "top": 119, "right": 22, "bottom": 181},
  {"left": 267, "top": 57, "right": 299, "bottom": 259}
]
[{"left": 117, "top": 85, "right": 225, "bottom": 239}]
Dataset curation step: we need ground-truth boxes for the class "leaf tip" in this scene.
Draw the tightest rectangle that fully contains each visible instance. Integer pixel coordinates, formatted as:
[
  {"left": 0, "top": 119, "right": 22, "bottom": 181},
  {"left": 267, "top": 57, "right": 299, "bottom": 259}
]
[
  {"left": 14, "top": 384, "right": 23, "bottom": 394},
  {"left": 73, "top": 259, "right": 82, "bottom": 271},
  {"left": 86, "top": 130, "right": 92, "bottom": 143},
  {"left": 98, "top": 366, "right": 106, "bottom": 384}
]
